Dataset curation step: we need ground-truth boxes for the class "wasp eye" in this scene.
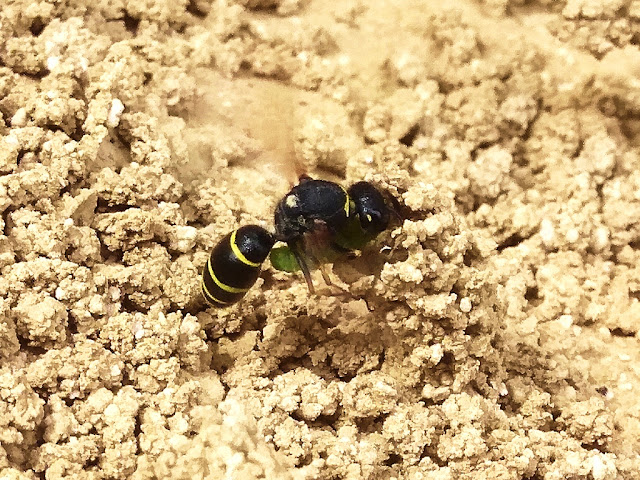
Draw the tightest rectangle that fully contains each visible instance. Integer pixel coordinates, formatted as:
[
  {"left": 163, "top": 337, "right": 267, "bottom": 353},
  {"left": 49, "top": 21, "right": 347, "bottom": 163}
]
[{"left": 348, "top": 181, "right": 390, "bottom": 234}]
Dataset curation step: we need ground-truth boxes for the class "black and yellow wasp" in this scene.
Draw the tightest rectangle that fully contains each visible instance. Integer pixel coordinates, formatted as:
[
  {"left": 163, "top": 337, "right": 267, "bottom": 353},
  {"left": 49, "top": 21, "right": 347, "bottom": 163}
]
[
  {"left": 198, "top": 79, "right": 399, "bottom": 307},
  {"left": 201, "top": 175, "right": 397, "bottom": 307}
]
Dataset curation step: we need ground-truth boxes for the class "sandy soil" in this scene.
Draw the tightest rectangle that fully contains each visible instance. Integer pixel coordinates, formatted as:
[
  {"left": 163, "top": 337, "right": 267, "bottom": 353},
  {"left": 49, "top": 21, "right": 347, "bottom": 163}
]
[{"left": 1, "top": 0, "right": 640, "bottom": 478}]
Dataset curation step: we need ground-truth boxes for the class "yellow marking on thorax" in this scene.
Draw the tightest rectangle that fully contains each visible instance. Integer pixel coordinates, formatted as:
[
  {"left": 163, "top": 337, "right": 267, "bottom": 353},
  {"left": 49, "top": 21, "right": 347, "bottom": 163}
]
[
  {"left": 230, "top": 230, "right": 262, "bottom": 267},
  {"left": 285, "top": 194, "right": 298, "bottom": 208},
  {"left": 207, "top": 258, "right": 248, "bottom": 293},
  {"left": 341, "top": 186, "right": 351, "bottom": 217}
]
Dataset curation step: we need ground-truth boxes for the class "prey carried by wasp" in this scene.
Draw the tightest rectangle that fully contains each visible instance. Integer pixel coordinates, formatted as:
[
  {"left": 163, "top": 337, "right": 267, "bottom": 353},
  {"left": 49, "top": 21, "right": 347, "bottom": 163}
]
[{"left": 199, "top": 80, "right": 400, "bottom": 308}]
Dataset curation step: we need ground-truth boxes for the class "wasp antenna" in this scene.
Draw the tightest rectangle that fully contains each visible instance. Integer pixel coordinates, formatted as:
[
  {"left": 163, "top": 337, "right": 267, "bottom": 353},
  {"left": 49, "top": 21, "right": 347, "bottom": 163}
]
[{"left": 385, "top": 190, "right": 404, "bottom": 225}]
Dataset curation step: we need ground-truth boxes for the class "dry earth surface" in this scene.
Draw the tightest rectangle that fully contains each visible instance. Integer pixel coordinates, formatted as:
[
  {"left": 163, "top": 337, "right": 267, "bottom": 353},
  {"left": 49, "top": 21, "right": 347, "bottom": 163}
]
[{"left": 1, "top": 0, "right": 640, "bottom": 478}]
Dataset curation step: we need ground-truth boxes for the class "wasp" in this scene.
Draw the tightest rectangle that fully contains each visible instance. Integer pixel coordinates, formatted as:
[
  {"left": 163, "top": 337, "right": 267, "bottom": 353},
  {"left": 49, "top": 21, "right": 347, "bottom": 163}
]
[
  {"left": 198, "top": 79, "right": 399, "bottom": 307},
  {"left": 201, "top": 175, "right": 397, "bottom": 307}
]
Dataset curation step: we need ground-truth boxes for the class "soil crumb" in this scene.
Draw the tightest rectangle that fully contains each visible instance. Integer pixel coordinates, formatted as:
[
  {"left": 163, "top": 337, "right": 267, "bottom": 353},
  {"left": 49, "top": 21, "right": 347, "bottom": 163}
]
[{"left": 1, "top": 0, "right": 640, "bottom": 479}]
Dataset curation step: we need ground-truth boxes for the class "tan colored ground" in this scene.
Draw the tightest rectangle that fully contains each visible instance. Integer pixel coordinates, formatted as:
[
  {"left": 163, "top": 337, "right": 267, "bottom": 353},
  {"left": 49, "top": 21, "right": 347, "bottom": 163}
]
[{"left": 1, "top": 0, "right": 640, "bottom": 478}]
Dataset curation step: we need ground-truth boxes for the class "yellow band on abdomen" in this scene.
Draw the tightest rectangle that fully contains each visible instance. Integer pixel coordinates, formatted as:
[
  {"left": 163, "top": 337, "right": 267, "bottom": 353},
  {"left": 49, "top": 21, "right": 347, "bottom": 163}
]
[
  {"left": 230, "top": 230, "right": 261, "bottom": 267},
  {"left": 207, "top": 258, "right": 249, "bottom": 293},
  {"left": 201, "top": 279, "right": 231, "bottom": 305}
]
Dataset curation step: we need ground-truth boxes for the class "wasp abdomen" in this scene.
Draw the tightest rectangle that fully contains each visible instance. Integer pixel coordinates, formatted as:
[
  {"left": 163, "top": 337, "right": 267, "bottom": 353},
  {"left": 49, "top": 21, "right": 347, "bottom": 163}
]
[{"left": 201, "top": 225, "right": 275, "bottom": 307}]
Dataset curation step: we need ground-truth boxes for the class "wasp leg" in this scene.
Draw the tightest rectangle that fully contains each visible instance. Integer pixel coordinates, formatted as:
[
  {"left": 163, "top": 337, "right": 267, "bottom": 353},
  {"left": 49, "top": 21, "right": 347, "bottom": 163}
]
[
  {"left": 304, "top": 248, "right": 344, "bottom": 294},
  {"left": 317, "top": 264, "right": 356, "bottom": 300},
  {"left": 318, "top": 264, "right": 333, "bottom": 287},
  {"left": 291, "top": 244, "right": 315, "bottom": 294}
]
